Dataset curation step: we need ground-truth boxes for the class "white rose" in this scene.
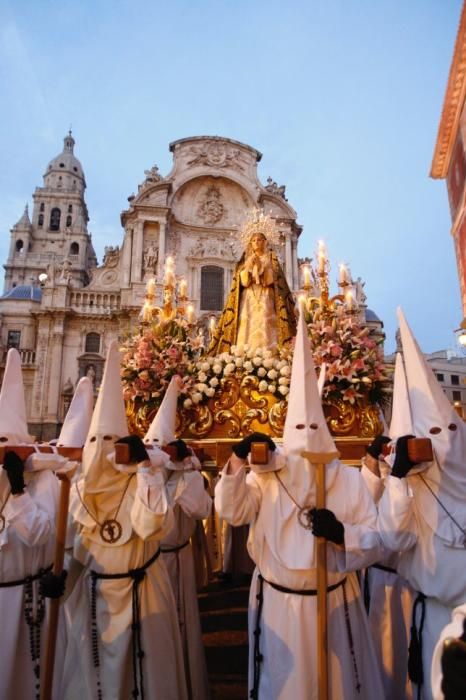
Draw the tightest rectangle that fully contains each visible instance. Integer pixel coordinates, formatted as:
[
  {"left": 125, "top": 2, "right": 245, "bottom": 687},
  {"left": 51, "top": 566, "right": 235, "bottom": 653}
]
[
  {"left": 278, "top": 376, "right": 289, "bottom": 385},
  {"left": 230, "top": 345, "right": 238, "bottom": 354},
  {"left": 233, "top": 346, "right": 243, "bottom": 357},
  {"left": 267, "top": 369, "right": 278, "bottom": 380},
  {"left": 198, "top": 371, "right": 207, "bottom": 382},
  {"left": 278, "top": 385, "right": 289, "bottom": 396},
  {"left": 206, "top": 387, "right": 215, "bottom": 397},
  {"left": 276, "top": 360, "right": 287, "bottom": 370},
  {"left": 183, "top": 398, "right": 193, "bottom": 409},
  {"left": 213, "top": 364, "right": 222, "bottom": 375},
  {"left": 201, "top": 362, "right": 210, "bottom": 372},
  {"left": 254, "top": 347, "right": 263, "bottom": 356},
  {"left": 196, "top": 362, "right": 203, "bottom": 370},
  {"left": 258, "top": 380, "right": 268, "bottom": 392},
  {"left": 243, "top": 344, "right": 250, "bottom": 352},
  {"left": 243, "top": 361, "right": 253, "bottom": 372},
  {"left": 224, "top": 362, "right": 235, "bottom": 375},
  {"left": 209, "top": 377, "right": 219, "bottom": 388},
  {"left": 263, "top": 349, "right": 273, "bottom": 359},
  {"left": 196, "top": 382, "right": 208, "bottom": 392},
  {"left": 257, "top": 367, "right": 267, "bottom": 377},
  {"left": 253, "top": 356, "right": 262, "bottom": 367},
  {"left": 192, "top": 392, "right": 203, "bottom": 404},
  {"left": 280, "top": 365, "right": 291, "bottom": 377},
  {"left": 235, "top": 358, "right": 243, "bottom": 368},
  {"left": 263, "top": 358, "right": 274, "bottom": 369},
  {"left": 268, "top": 384, "right": 277, "bottom": 393},
  {"left": 247, "top": 349, "right": 255, "bottom": 358}
]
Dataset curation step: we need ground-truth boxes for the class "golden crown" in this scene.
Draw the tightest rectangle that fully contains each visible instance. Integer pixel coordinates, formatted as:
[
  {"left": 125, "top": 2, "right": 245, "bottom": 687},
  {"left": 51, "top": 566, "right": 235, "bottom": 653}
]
[{"left": 236, "top": 208, "right": 282, "bottom": 249}]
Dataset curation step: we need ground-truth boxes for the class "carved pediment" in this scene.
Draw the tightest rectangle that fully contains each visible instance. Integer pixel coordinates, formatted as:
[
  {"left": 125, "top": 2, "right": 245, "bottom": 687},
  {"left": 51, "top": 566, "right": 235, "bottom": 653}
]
[{"left": 171, "top": 176, "right": 253, "bottom": 228}]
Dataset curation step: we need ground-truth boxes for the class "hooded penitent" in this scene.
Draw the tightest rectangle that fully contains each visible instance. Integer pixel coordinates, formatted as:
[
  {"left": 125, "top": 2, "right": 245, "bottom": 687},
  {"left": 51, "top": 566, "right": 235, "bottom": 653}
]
[
  {"left": 80, "top": 341, "right": 130, "bottom": 518},
  {"left": 397, "top": 307, "right": 466, "bottom": 548},
  {"left": 389, "top": 352, "right": 413, "bottom": 440},
  {"left": 261, "top": 308, "right": 339, "bottom": 570},
  {"left": 144, "top": 376, "right": 191, "bottom": 471},
  {"left": 57, "top": 377, "right": 94, "bottom": 447}
]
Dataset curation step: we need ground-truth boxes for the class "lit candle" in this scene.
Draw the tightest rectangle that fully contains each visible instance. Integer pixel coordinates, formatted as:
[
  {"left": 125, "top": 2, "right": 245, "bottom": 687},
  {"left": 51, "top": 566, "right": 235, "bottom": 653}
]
[
  {"left": 164, "top": 256, "right": 175, "bottom": 286},
  {"left": 302, "top": 265, "right": 311, "bottom": 288},
  {"left": 187, "top": 304, "right": 194, "bottom": 324},
  {"left": 179, "top": 278, "right": 187, "bottom": 298},
  {"left": 338, "top": 264, "right": 347, "bottom": 285},
  {"left": 298, "top": 293, "right": 307, "bottom": 311},
  {"left": 146, "top": 277, "right": 156, "bottom": 296},
  {"left": 209, "top": 317, "right": 216, "bottom": 336},
  {"left": 142, "top": 301, "right": 152, "bottom": 322},
  {"left": 345, "top": 290, "right": 355, "bottom": 311},
  {"left": 317, "top": 240, "right": 326, "bottom": 273}
]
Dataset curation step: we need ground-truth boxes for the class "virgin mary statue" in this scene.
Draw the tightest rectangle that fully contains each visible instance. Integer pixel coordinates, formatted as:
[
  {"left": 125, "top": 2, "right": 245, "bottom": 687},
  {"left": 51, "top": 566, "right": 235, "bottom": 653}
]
[{"left": 208, "top": 210, "right": 297, "bottom": 355}]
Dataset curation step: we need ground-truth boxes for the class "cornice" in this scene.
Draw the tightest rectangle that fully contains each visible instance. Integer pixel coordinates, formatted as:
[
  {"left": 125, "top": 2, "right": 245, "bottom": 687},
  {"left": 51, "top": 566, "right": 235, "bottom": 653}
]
[{"left": 431, "top": 1, "right": 466, "bottom": 179}]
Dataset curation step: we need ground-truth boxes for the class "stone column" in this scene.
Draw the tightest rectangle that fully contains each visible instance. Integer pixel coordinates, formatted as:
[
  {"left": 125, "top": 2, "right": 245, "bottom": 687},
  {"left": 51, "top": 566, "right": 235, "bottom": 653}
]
[
  {"left": 157, "top": 220, "right": 166, "bottom": 280},
  {"left": 132, "top": 220, "right": 144, "bottom": 283},
  {"left": 292, "top": 235, "right": 299, "bottom": 290},
  {"left": 121, "top": 227, "right": 133, "bottom": 286},
  {"left": 285, "top": 233, "right": 293, "bottom": 288},
  {"left": 45, "top": 316, "right": 65, "bottom": 422}
]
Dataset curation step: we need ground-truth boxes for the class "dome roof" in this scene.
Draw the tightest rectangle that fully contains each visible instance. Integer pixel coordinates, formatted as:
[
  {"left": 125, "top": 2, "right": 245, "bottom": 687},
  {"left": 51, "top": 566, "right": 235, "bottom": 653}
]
[
  {"left": 2, "top": 285, "right": 42, "bottom": 302},
  {"left": 365, "top": 308, "right": 383, "bottom": 324},
  {"left": 45, "top": 131, "right": 85, "bottom": 182}
]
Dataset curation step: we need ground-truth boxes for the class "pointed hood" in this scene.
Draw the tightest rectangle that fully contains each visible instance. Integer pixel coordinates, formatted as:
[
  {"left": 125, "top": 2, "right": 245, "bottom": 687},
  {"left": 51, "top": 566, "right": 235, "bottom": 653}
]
[
  {"left": 144, "top": 376, "right": 179, "bottom": 446},
  {"left": 317, "top": 362, "right": 326, "bottom": 398},
  {"left": 86, "top": 341, "right": 128, "bottom": 440},
  {"left": 283, "top": 310, "right": 337, "bottom": 459},
  {"left": 57, "top": 377, "right": 94, "bottom": 447},
  {"left": 0, "top": 349, "right": 32, "bottom": 444},
  {"left": 397, "top": 307, "right": 466, "bottom": 546},
  {"left": 389, "top": 352, "right": 413, "bottom": 440}
]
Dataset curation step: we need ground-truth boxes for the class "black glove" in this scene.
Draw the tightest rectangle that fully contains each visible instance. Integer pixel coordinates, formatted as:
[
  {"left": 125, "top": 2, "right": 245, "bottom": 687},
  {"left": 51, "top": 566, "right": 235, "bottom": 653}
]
[
  {"left": 391, "top": 434, "right": 416, "bottom": 479},
  {"left": 115, "top": 435, "right": 149, "bottom": 463},
  {"left": 40, "top": 569, "right": 68, "bottom": 599},
  {"left": 3, "top": 451, "right": 25, "bottom": 495},
  {"left": 441, "top": 621, "right": 466, "bottom": 700},
  {"left": 366, "top": 435, "right": 390, "bottom": 460},
  {"left": 168, "top": 439, "right": 191, "bottom": 461},
  {"left": 232, "top": 432, "right": 276, "bottom": 460},
  {"left": 310, "top": 508, "right": 345, "bottom": 545}
]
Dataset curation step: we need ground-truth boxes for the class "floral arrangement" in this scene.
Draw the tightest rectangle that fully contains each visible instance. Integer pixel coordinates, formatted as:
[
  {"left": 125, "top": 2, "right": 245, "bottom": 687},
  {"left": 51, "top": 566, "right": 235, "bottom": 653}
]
[{"left": 307, "top": 315, "right": 389, "bottom": 405}]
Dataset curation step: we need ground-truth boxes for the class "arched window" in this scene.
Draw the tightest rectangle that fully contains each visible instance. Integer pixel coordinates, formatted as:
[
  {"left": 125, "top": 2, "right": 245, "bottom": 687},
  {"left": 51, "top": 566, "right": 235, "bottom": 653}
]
[
  {"left": 38, "top": 214, "right": 44, "bottom": 227},
  {"left": 66, "top": 215, "right": 72, "bottom": 227},
  {"left": 68, "top": 204, "right": 73, "bottom": 213},
  {"left": 201, "top": 265, "right": 224, "bottom": 310},
  {"left": 70, "top": 242, "right": 79, "bottom": 255},
  {"left": 85, "top": 332, "right": 100, "bottom": 353},
  {"left": 50, "top": 208, "right": 61, "bottom": 231},
  {"left": 15, "top": 239, "right": 23, "bottom": 253},
  {"left": 40, "top": 203, "right": 45, "bottom": 212}
]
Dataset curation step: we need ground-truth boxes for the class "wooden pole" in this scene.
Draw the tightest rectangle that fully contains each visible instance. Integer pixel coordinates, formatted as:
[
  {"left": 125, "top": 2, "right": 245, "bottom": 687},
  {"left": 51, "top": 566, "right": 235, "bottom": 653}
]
[
  {"left": 40, "top": 466, "right": 75, "bottom": 700},
  {"left": 315, "top": 461, "right": 328, "bottom": 700}
]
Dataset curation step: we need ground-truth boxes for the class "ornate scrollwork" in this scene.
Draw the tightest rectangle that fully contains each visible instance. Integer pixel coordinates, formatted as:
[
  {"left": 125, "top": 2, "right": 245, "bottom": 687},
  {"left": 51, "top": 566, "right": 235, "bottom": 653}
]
[
  {"left": 188, "top": 404, "right": 214, "bottom": 437},
  {"left": 213, "top": 377, "right": 240, "bottom": 411},
  {"left": 240, "top": 375, "right": 268, "bottom": 409},
  {"left": 268, "top": 400, "right": 287, "bottom": 435},
  {"left": 215, "top": 410, "right": 241, "bottom": 437},
  {"left": 241, "top": 408, "right": 269, "bottom": 435},
  {"left": 325, "top": 399, "right": 356, "bottom": 435},
  {"left": 359, "top": 405, "right": 383, "bottom": 438}
]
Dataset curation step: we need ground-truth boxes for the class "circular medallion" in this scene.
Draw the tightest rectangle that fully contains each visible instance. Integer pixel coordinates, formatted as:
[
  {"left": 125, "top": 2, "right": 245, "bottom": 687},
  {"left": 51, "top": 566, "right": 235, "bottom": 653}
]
[
  {"left": 0, "top": 514, "right": 5, "bottom": 533},
  {"left": 297, "top": 507, "right": 314, "bottom": 530},
  {"left": 100, "top": 519, "right": 122, "bottom": 544}
]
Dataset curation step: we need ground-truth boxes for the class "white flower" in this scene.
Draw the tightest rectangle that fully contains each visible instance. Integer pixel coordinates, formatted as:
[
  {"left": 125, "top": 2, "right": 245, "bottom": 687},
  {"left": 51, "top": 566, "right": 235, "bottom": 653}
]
[
  {"left": 230, "top": 345, "right": 238, "bottom": 354},
  {"left": 263, "top": 349, "right": 273, "bottom": 359},
  {"left": 224, "top": 362, "right": 235, "bottom": 375},
  {"left": 209, "top": 377, "right": 219, "bottom": 388},
  {"left": 263, "top": 358, "right": 274, "bottom": 369},
  {"left": 243, "top": 344, "right": 250, "bottom": 352},
  {"left": 196, "top": 361, "right": 203, "bottom": 371},
  {"left": 183, "top": 398, "right": 193, "bottom": 409},
  {"left": 268, "top": 384, "right": 277, "bottom": 393},
  {"left": 258, "top": 380, "right": 268, "bottom": 392},
  {"left": 213, "top": 363, "right": 222, "bottom": 375},
  {"left": 233, "top": 345, "right": 243, "bottom": 357},
  {"left": 267, "top": 369, "right": 278, "bottom": 380},
  {"left": 201, "top": 362, "right": 210, "bottom": 372},
  {"left": 362, "top": 376, "right": 372, "bottom": 384},
  {"left": 196, "top": 382, "right": 208, "bottom": 392},
  {"left": 235, "top": 358, "right": 243, "bottom": 368},
  {"left": 278, "top": 376, "right": 289, "bottom": 385},
  {"left": 247, "top": 348, "right": 255, "bottom": 358},
  {"left": 280, "top": 365, "right": 291, "bottom": 377},
  {"left": 205, "top": 387, "right": 215, "bottom": 397},
  {"left": 253, "top": 356, "right": 262, "bottom": 367},
  {"left": 244, "top": 360, "right": 253, "bottom": 372},
  {"left": 192, "top": 392, "right": 203, "bottom": 404},
  {"left": 257, "top": 367, "right": 267, "bottom": 377},
  {"left": 198, "top": 371, "right": 207, "bottom": 382},
  {"left": 278, "top": 385, "right": 289, "bottom": 396},
  {"left": 254, "top": 347, "right": 263, "bottom": 357}
]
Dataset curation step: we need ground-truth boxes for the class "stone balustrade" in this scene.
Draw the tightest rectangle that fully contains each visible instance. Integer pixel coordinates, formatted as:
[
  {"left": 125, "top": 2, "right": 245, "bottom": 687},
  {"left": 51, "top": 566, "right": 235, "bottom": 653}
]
[
  {"left": 1, "top": 348, "right": 36, "bottom": 365},
  {"left": 69, "top": 290, "right": 121, "bottom": 314}
]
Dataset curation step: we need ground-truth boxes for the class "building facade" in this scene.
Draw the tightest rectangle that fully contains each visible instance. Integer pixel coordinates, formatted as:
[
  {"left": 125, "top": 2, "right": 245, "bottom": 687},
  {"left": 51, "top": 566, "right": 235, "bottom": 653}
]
[{"left": 0, "top": 134, "right": 303, "bottom": 439}]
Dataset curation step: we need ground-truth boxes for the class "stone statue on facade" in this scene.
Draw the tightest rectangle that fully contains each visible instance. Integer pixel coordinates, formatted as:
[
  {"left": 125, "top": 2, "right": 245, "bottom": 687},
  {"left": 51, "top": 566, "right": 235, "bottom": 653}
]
[{"left": 143, "top": 243, "right": 158, "bottom": 273}]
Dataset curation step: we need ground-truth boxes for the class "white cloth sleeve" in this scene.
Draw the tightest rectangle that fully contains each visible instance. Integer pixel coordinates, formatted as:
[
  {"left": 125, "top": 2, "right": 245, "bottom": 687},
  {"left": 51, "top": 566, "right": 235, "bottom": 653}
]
[
  {"left": 214, "top": 464, "right": 261, "bottom": 526},
  {"left": 377, "top": 475, "right": 418, "bottom": 552},
  {"left": 131, "top": 469, "right": 174, "bottom": 540},
  {"left": 5, "top": 470, "right": 58, "bottom": 547},
  {"left": 360, "top": 462, "right": 385, "bottom": 504},
  {"left": 172, "top": 471, "right": 212, "bottom": 519}
]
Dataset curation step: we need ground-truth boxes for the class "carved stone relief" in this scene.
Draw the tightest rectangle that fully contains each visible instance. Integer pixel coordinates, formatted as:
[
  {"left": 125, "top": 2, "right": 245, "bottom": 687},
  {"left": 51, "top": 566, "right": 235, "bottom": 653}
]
[
  {"left": 197, "top": 185, "right": 226, "bottom": 225},
  {"left": 187, "top": 140, "right": 246, "bottom": 172}
]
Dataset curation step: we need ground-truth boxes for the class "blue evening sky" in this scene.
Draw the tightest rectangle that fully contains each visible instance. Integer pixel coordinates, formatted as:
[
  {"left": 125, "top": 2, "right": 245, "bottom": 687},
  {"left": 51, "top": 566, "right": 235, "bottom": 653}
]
[{"left": 0, "top": 0, "right": 463, "bottom": 353}]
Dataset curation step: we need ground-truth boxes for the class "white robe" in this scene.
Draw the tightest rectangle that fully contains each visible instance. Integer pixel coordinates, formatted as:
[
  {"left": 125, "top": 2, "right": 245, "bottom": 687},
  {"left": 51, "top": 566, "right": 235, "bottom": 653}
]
[
  {"left": 360, "top": 463, "right": 414, "bottom": 700},
  {"left": 162, "top": 469, "right": 212, "bottom": 700},
  {"left": 61, "top": 470, "right": 188, "bottom": 700},
  {"left": 215, "top": 461, "right": 384, "bottom": 700},
  {"left": 378, "top": 475, "right": 466, "bottom": 700},
  {"left": 0, "top": 469, "right": 61, "bottom": 700}
]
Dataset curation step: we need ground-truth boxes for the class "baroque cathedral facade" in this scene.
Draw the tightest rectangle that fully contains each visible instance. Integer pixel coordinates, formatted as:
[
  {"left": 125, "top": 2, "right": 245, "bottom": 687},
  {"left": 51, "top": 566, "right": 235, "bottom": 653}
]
[{"left": 0, "top": 134, "right": 303, "bottom": 439}]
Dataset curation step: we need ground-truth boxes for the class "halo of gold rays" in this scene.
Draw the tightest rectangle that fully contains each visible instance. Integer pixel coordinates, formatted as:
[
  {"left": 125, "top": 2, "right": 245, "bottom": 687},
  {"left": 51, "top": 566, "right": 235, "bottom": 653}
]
[{"left": 234, "top": 208, "right": 282, "bottom": 249}]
